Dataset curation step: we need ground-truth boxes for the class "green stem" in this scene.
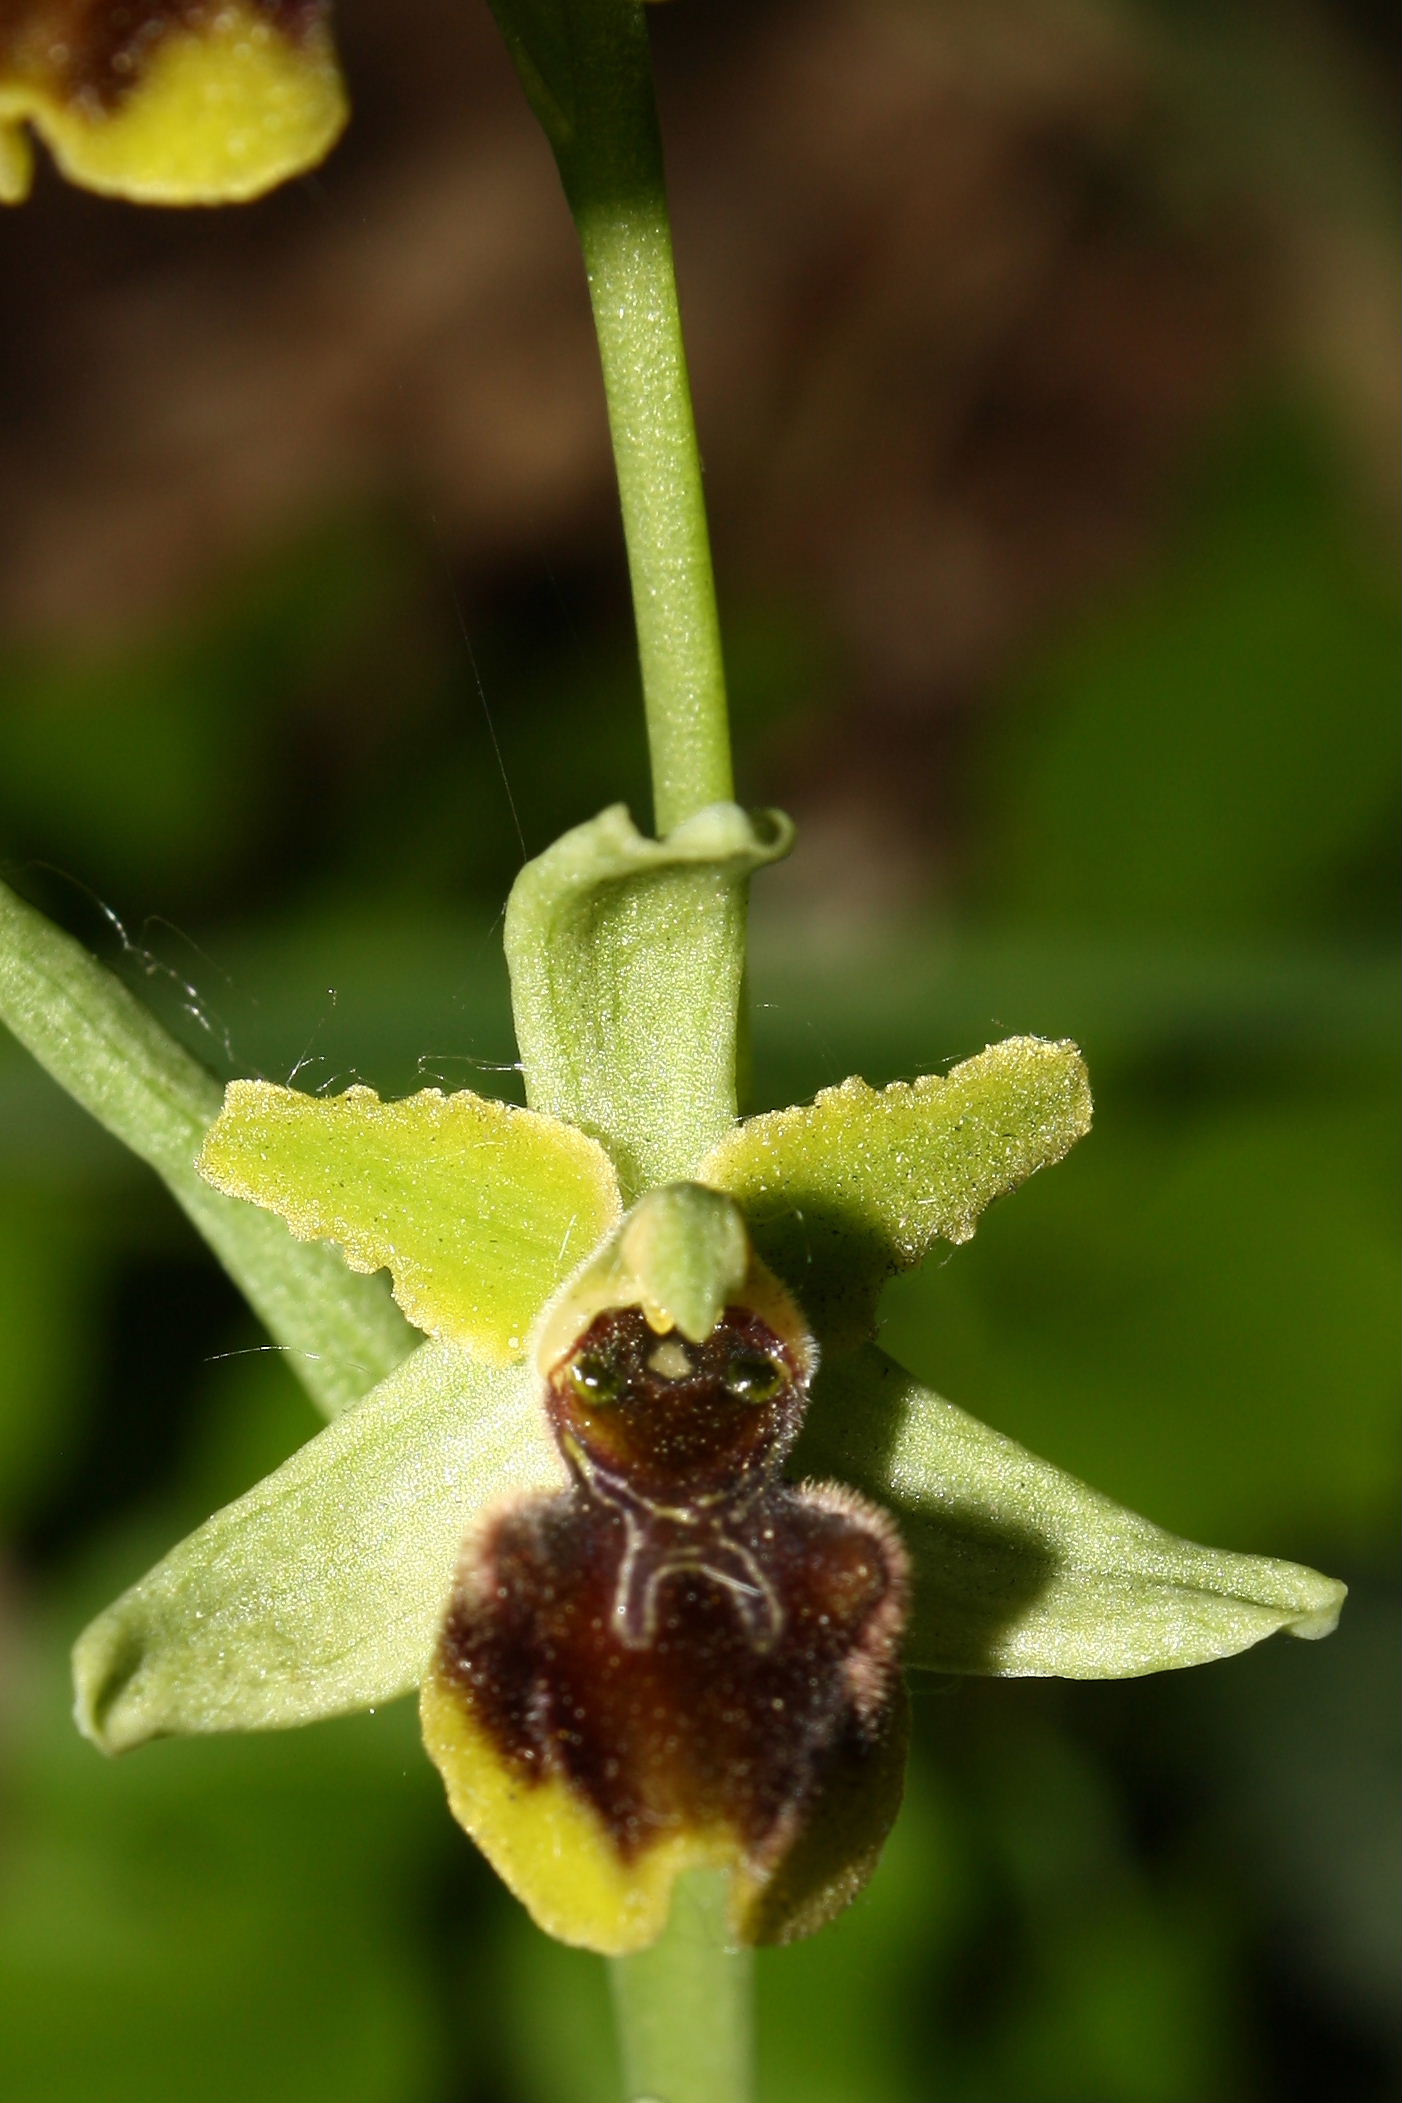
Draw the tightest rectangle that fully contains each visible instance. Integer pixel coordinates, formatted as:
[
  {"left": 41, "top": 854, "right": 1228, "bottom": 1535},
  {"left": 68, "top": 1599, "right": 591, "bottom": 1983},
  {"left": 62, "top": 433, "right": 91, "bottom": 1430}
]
[
  {"left": 609, "top": 1870, "right": 754, "bottom": 2103},
  {"left": 496, "top": 0, "right": 733, "bottom": 834}
]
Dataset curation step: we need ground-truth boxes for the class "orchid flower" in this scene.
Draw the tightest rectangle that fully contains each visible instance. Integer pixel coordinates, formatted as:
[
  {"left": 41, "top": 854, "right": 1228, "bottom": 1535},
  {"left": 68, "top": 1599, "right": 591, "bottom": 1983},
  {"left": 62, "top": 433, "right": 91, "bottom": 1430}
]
[{"left": 4, "top": 804, "right": 1336, "bottom": 1957}]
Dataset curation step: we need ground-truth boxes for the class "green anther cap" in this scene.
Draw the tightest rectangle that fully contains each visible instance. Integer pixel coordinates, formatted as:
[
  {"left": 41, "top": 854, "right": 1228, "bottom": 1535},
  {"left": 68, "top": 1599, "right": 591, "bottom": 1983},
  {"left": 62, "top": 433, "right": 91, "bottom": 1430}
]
[
  {"left": 619, "top": 1183, "right": 750, "bottom": 1341},
  {"left": 535, "top": 1182, "right": 813, "bottom": 1376}
]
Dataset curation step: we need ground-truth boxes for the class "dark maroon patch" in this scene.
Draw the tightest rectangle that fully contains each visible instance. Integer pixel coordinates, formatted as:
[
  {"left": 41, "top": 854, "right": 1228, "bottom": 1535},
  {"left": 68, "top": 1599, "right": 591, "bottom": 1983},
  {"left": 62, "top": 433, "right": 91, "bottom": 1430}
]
[
  {"left": 2, "top": 1, "right": 329, "bottom": 115},
  {"left": 436, "top": 1305, "right": 908, "bottom": 1882}
]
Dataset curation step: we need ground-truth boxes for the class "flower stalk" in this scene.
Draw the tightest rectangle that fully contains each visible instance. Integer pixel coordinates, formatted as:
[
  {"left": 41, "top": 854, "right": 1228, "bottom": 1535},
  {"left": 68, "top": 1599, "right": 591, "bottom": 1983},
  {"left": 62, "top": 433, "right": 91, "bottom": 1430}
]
[
  {"left": 610, "top": 1869, "right": 754, "bottom": 2103},
  {"left": 491, "top": 0, "right": 733, "bottom": 834}
]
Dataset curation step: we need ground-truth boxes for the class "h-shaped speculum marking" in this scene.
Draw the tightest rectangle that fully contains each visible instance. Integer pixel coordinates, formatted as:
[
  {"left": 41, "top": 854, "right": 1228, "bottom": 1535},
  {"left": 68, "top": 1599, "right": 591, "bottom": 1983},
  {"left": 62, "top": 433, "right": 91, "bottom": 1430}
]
[{"left": 569, "top": 1441, "right": 785, "bottom": 1652}]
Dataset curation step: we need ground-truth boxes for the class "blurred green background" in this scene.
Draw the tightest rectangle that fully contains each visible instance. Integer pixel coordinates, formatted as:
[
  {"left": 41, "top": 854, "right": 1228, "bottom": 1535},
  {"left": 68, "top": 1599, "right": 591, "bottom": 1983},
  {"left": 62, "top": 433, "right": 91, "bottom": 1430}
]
[{"left": 1, "top": 0, "right": 1397, "bottom": 2098}]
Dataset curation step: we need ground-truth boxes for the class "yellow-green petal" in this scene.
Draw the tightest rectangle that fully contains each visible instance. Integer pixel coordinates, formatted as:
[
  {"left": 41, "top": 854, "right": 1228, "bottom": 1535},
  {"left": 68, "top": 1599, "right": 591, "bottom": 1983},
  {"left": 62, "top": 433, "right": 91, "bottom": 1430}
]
[
  {"left": 197, "top": 1080, "right": 622, "bottom": 1362},
  {"left": 699, "top": 1035, "right": 1093, "bottom": 1346},
  {"left": 800, "top": 1348, "right": 1345, "bottom": 1678},
  {"left": 73, "top": 1341, "right": 559, "bottom": 1754},
  {"left": 1, "top": 1, "right": 346, "bottom": 207}
]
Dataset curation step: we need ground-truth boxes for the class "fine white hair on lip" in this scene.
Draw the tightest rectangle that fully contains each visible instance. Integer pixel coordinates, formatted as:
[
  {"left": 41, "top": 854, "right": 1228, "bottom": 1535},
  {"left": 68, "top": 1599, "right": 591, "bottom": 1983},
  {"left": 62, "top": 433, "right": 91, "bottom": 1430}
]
[{"left": 647, "top": 1339, "right": 692, "bottom": 1380}]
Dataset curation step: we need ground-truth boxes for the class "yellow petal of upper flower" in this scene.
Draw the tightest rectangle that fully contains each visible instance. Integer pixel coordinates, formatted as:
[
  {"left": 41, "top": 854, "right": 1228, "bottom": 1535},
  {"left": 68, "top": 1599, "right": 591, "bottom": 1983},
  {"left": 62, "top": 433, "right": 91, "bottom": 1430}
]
[{"left": 0, "top": 0, "right": 346, "bottom": 205}]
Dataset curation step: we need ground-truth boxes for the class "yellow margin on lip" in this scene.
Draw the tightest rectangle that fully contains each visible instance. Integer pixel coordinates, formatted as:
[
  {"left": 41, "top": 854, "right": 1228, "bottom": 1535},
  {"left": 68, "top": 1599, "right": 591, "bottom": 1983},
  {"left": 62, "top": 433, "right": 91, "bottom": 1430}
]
[{"left": 420, "top": 1662, "right": 737, "bottom": 1956}]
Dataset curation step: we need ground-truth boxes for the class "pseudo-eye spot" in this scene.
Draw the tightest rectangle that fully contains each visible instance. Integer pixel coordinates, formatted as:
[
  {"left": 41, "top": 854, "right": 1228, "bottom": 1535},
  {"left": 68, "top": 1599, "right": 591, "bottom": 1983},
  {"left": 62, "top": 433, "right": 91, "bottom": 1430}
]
[{"left": 421, "top": 1294, "right": 909, "bottom": 1953}]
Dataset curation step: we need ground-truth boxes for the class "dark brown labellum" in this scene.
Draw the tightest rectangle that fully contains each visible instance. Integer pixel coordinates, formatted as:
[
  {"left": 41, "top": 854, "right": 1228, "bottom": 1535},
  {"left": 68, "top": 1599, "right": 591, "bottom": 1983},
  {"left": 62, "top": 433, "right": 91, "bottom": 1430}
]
[{"left": 428, "top": 1302, "right": 909, "bottom": 1949}]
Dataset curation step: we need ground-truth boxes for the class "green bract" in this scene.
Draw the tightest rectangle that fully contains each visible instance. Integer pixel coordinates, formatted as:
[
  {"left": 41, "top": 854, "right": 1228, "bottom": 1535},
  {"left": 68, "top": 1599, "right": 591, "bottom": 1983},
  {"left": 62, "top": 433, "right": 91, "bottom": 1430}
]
[{"left": 26, "top": 800, "right": 1338, "bottom": 1798}]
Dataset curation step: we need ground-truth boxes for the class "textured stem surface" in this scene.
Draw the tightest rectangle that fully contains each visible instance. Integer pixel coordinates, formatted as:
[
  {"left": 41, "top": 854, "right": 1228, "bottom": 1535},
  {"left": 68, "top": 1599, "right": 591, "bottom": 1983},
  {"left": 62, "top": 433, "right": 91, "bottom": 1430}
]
[{"left": 555, "top": 0, "right": 733, "bottom": 834}]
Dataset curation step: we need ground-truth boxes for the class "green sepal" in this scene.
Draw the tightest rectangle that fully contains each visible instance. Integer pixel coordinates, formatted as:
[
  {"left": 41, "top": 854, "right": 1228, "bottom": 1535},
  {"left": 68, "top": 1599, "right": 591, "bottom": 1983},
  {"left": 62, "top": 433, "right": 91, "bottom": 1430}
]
[
  {"left": 799, "top": 1348, "right": 1345, "bottom": 1678},
  {"left": 699, "top": 1035, "right": 1092, "bottom": 1347},
  {"left": 0, "top": 877, "right": 415, "bottom": 1419},
  {"left": 197, "top": 1080, "right": 622, "bottom": 1363},
  {"left": 504, "top": 802, "right": 793, "bottom": 1200},
  {"left": 73, "top": 1342, "right": 560, "bottom": 1754}
]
